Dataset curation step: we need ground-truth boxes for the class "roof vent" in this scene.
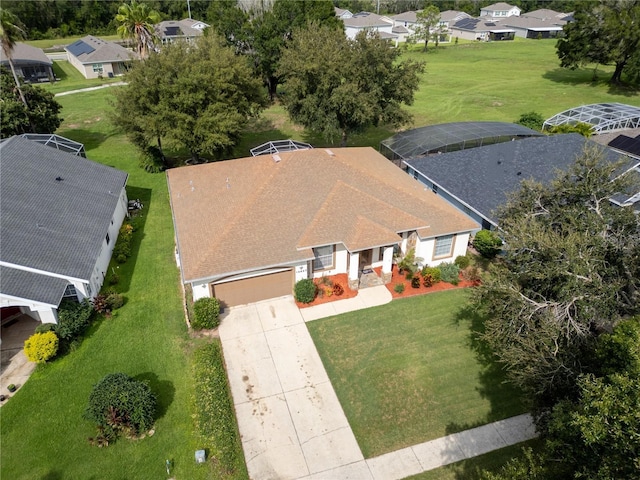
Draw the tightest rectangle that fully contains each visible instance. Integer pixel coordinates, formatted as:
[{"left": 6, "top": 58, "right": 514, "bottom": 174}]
[
  {"left": 325, "top": 149, "right": 335, "bottom": 156},
  {"left": 272, "top": 154, "right": 281, "bottom": 163},
  {"left": 517, "top": 171, "right": 522, "bottom": 176},
  {"left": 55, "top": 176, "right": 63, "bottom": 181}
]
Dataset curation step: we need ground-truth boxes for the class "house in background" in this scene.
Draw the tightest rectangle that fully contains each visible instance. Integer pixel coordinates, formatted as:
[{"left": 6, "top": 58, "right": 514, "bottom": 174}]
[
  {"left": 390, "top": 10, "right": 418, "bottom": 42},
  {"left": 480, "top": 2, "right": 521, "bottom": 19},
  {"left": 503, "top": 8, "right": 569, "bottom": 39},
  {"left": 155, "top": 18, "right": 209, "bottom": 44},
  {"left": 65, "top": 35, "right": 135, "bottom": 79},
  {"left": 439, "top": 10, "right": 472, "bottom": 39},
  {"left": 450, "top": 17, "right": 516, "bottom": 41},
  {"left": 0, "top": 136, "right": 128, "bottom": 324},
  {"left": 0, "top": 42, "right": 54, "bottom": 83},
  {"left": 342, "top": 12, "right": 395, "bottom": 40},
  {"left": 167, "top": 147, "right": 477, "bottom": 308},
  {"left": 334, "top": 7, "right": 353, "bottom": 19}
]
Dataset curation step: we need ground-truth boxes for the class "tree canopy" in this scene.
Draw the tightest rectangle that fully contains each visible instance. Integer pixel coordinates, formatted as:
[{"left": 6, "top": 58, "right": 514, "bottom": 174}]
[
  {"left": 0, "top": 7, "right": 27, "bottom": 106},
  {"left": 115, "top": 0, "right": 161, "bottom": 59},
  {"left": 556, "top": 0, "right": 640, "bottom": 84},
  {"left": 111, "top": 33, "right": 266, "bottom": 165},
  {"left": 278, "top": 24, "right": 424, "bottom": 146},
  {"left": 409, "top": 6, "right": 440, "bottom": 51},
  {"left": 0, "top": 67, "right": 62, "bottom": 138},
  {"left": 474, "top": 147, "right": 640, "bottom": 409}
]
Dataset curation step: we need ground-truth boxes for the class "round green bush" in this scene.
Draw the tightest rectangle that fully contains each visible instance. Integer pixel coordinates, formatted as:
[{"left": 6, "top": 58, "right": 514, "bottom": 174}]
[
  {"left": 454, "top": 255, "right": 471, "bottom": 269},
  {"left": 473, "top": 230, "right": 503, "bottom": 259},
  {"left": 85, "top": 373, "right": 156, "bottom": 441},
  {"left": 106, "top": 293, "right": 125, "bottom": 310},
  {"left": 394, "top": 283, "right": 405, "bottom": 294},
  {"left": 421, "top": 266, "right": 441, "bottom": 283},
  {"left": 294, "top": 278, "right": 317, "bottom": 303},
  {"left": 192, "top": 297, "right": 221, "bottom": 330},
  {"left": 24, "top": 331, "right": 58, "bottom": 363},
  {"left": 439, "top": 262, "right": 460, "bottom": 284}
]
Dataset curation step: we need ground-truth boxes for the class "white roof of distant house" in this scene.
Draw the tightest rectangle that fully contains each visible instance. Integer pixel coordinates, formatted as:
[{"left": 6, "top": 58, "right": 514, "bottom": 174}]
[
  {"left": 392, "top": 11, "right": 418, "bottom": 23},
  {"left": 0, "top": 42, "right": 52, "bottom": 66},
  {"left": 439, "top": 10, "right": 472, "bottom": 22},
  {"left": 523, "top": 8, "right": 568, "bottom": 20},
  {"left": 343, "top": 12, "right": 393, "bottom": 28},
  {"left": 482, "top": 2, "right": 518, "bottom": 11},
  {"left": 65, "top": 35, "right": 135, "bottom": 64}
]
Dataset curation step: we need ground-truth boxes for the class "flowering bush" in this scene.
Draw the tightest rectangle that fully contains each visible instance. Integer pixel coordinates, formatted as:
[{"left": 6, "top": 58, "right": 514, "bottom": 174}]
[{"left": 24, "top": 331, "right": 58, "bottom": 363}]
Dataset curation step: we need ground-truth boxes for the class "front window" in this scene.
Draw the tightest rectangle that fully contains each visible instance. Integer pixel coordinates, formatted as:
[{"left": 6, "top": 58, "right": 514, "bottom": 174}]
[
  {"left": 92, "top": 63, "right": 103, "bottom": 73},
  {"left": 63, "top": 284, "right": 78, "bottom": 301},
  {"left": 313, "top": 245, "right": 334, "bottom": 271},
  {"left": 434, "top": 234, "right": 454, "bottom": 258}
]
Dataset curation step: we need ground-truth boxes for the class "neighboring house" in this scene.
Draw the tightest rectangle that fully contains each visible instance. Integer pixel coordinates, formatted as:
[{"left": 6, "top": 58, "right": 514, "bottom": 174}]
[
  {"left": 155, "top": 18, "right": 209, "bottom": 44},
  {"left": 342, "top": 12, "right": 395, "bottom": 40},
  {"left": 480, "top": 2, "right": 521, "bottom": 19},
  {"left": 403, "top": 134, "right": 640, "bottom": 230},
  {"left": 335, "top": 7, "right": 353, "bottom": 19},
  {"left": 503, "top": 9, "right": 569, "bottom": 38},
  {"left": 167, "top": 147, "right": 477, "bottom": 308},
  {"left": 450, "top": 17, "right": 516, "bottom": 41},
  {"left": 0, "top": 136, "right": 128, "bottom": 324},
  {"left": 65, "top": 35, "right": 135, "bottom": 79},
  {"left": 391, "top": 10, "right": 418, "bottom": 41},
  {"left": 439, "top": 10, "right": 472, "bottom": 36},
  {"left": 0, "top": 42, "right": 54, "bottom": 83}
]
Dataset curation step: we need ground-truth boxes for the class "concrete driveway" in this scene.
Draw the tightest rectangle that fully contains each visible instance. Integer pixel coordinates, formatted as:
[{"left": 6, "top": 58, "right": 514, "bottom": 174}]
[{"left": 218, "top": 296, "right": 371, "bottom": 479}]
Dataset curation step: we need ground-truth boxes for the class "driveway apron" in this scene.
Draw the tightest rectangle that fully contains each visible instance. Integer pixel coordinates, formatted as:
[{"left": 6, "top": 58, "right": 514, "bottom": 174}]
[{"left": 218, "top": 296, "right": 370, "bottom": 480}]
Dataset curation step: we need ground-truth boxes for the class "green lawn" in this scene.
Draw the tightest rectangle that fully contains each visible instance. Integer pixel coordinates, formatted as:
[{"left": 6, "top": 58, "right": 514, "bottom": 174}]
[
  {"left": 26, "top": 34, "right": 121, "bottom": 50},
  {"left": 307, "top": 289, "right": 526, "bottom": 458},
  {"left": 0, "top": 90, "right": 247, "bottom": 480},
  {"left": 42, "top": 60, "right": 122, "bottom": 95}
]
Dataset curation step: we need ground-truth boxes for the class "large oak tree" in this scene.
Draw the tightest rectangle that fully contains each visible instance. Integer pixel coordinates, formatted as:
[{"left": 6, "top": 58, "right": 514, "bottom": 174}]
[{"left": 278, "top": 24, "right": 425, "bottom": 146}]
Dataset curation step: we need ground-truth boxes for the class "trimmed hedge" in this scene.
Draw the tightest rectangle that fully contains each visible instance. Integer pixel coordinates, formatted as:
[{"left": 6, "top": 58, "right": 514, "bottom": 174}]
[
  {"left": 473, "top": 229, "right": 503, "bottom": 259},
  {"left": 192, "top": 342, "right": 243, "bottom": 471},
  {"left": 294, "top": 278, "right": 317, "bottom": 303},
  {"left": 24, "top": 331, "right": 58, "bottom": 363},
  {"left": 454, "top": 255, "right": 471, "bottom": 269},
  {"left": 56, "top": 299, "right": 94, "bottom": 344},
  {"left": 192, "top": 297, "right": 221, "bottom": 330}
]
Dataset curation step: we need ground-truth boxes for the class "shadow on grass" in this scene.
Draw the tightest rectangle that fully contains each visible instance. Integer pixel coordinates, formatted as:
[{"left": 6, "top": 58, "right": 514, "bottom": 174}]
[
  {"left": 543, "top": 68, "right": 639, "bottom": 96},
  {"left": 41, "top": 470, "right": 64, "bottom": 480},
  {"left": 134, "top": 372, "right": 175, "bottom": 420},
  {"left": 59, "top": 129, "right": 109, "bottom": 154},
  {"left": 447, "top": 304, "right": 527, "bottom": 436},
  {"left": 51, "top": 62, "right": 69, "bottom": 82}
]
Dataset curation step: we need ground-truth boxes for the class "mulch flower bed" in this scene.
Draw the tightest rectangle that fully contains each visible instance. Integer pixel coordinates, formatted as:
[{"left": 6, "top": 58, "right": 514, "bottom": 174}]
[
  {"left": 383, "top": 264, "right": 478, "bottom": 299},
  {"left": 295, "top": 273, "right": 358, "bottom": 308}
]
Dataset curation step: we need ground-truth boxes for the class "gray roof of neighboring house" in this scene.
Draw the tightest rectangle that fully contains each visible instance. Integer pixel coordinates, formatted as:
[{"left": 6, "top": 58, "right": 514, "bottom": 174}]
[
  {"left": 523, "top": 8, "right": 567, "bottom": 20},
  {"left": 65, "top": 35, "right": 134, "bottom": 64},
  {"left": 392, "top": 25, "right": 410, "bottom": 34},
  {"left": 482, "top": 2, "right": 519, "bottom": 12},
  {"left": 503, "top": 15, "right": 566, "bottom": 30},
  {"left": 0, "top": 266, "right": 68, "bottom": 306},
  {"left": 392, "top": 11, "right": 418, "bottom": 23},
  {"left": 439, "top": 10, "right": 472, "bottom": 22},
  {"left": 343, "top": 12, "right": 392, "bottom": 28},
  {"left": 404, "top": 134, "right": 635, "bottom": 225},
  {"left": 452, "top": 18, "right": 516, "bottom": 33},
  {"left": 0, "top": 42, "right": 52, "bottom": 66},
  {"left": 0, "top": 136, "right": 128, "bottom": 281},
  {"left": 155, "top": 19, "right": 207, "bottom": 40}
]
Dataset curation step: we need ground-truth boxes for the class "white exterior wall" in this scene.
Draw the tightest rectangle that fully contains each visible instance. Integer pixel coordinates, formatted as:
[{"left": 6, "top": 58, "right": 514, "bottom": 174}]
[
  {"left": 345, "top": 23, "right": 394, "bottom": 40},
  {"left": 312, "top": 244, "right": 348, "bottom": 278},
  {"left": 66, "top": 53, "right": 119, "bottom": 79},
  {"left": 192, "top": 282, "right": 209, "bottom": 301},
  {"left": 0, "top": 294, "right": 58, "bottom": 324},
  {"left": 451, "top": 28, "right": 487, "bottom": 41},
  {"left": 417, "top": 232, "right": 471, "bottom": 267}
]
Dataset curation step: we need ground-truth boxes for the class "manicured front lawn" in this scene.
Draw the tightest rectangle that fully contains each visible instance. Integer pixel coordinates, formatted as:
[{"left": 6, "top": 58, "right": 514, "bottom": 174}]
[
  {"left": 42, "top": 60, "right": 122, "bottom": 95},
  {"left": 307, "top": 289, "right": 526, "bottom": 458}
]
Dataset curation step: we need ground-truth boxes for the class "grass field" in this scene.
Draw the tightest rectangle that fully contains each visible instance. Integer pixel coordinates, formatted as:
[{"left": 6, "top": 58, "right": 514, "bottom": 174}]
[
  {"left": 42, "top": 60, "right": 122, "bottom": 95},
  {"left": 0, "top": 90, "right": 247, "bottom": 480},
  {"left": 26, "top": 34, "right": 121, "bottom": 50},
  {"left": 307, "top": 289, "right": 526, "bottom": 458}
]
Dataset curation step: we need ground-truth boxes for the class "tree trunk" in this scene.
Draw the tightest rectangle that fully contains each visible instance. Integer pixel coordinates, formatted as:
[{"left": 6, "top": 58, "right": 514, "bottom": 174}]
[
  {"left": 610, "top": 61, "right": 625, "bottom": 84},
  {"left": 190, "top": 150, "right": 200, "bottom": 164},
  {"left": 423, "top": 39, "right": 428, "bottom": 52},
  {"left": 7, "top": 57, "right": 27, "bottom": 107},
  {"left": 267, "top": 76, "right": 278, "bottom": 101},
  {"left": 340, "top": 130, "right": 348, "bottom": 147},
  {"left": 156, "top": 137, "right": 166, "bottom": 164}
]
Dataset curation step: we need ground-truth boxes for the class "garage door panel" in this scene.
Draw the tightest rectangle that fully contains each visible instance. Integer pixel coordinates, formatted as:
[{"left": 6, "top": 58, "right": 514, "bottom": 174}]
[{"left": 213, "top": 270, "right": 292, "bottom": 308}]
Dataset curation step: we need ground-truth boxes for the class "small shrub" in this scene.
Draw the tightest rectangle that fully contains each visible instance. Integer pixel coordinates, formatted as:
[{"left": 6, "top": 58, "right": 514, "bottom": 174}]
[
  {"left": 106, "top": 293, "right": 124, "bottom": 310},
  {"left": 35, "top": 322, "right": 57, "bottom": 334},
  {"left": 394, "top": 283, "right": 405, "bottom": 294},
  {"left": 294, "top": 278, "right": 317, "bottom": 304},
  {"left": 192, "top": 297, "right": 221, "bottom": 330},
  {"left": 439, "top": 262, "right": 460, "bottom": 284},
  {"left": 332, "top": 283, "right": 344, "bottom": 296},
  {"left": 92, "top": 294, "right": 110, "bottom": 313},
  {"left": 423, "top": 273, "right": 435, "bottom": 288},
  {"left": 473, "top": 230, "right": 503, "bottom": 259},
  {"left": 324, "top": 286, "right": 333, "bottom": 297},
  {"left": 24, "top": 331, "right": 59, "bottom": 363},
  {"left": 515, "top": 111, "right": 544, "bottom": 131},
  {"left": 319, "top": 276, "right": 333, "bottom": 287},
  {"left": 85, "top": 373, "right": 156, "bottom": 443},
  {"left": 454, "top": 255, "right": 471, "bottom": 269},
  {"left": 411, "top": 276, "right": 421, "bottom": 288},
  {"left": 57, "top": 299, "right": 94, "bottom": 343},
  {"left": 112, "top": 222, "right": 135, "bottom": 264},
  {"left": 139, "top": 145, "right": 166, "bottom": 173},
  {"left": 108, "top": 274, "right": 119, "bottom": 286},
  {"left": 421, "top": 266, "right": 441, "bottom": 284},
  {"left": 462, "top": 265, "right": 482, "bottom": 283}
]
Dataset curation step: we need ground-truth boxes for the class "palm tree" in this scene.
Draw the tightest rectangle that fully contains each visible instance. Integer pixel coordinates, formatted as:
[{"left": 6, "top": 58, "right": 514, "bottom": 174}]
[
  {"left": 0, "top": 8, "right": 27, "bottom": 106},
  {"left": 115, "top": 1, "right": 161, "bottom": 60}
]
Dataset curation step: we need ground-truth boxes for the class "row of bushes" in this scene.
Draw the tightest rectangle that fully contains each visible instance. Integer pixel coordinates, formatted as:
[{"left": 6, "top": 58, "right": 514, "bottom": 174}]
[
  {"left": 192, "top": 342, "right": 243, "bottom": 471},
  {"left": 293, "top": 277, "right": 346, "bottom": 304},
  {"left": 113, "top": 222, "right": 135, "bottom": 264},
  {"left": 394, "top": 255, "right": 482, "bottom": 294}
]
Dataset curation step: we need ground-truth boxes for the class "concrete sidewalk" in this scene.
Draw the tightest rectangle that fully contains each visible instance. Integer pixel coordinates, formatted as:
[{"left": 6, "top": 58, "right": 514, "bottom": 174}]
[{"left": 54, "top": 82, "right": 126, "bottom": 97}]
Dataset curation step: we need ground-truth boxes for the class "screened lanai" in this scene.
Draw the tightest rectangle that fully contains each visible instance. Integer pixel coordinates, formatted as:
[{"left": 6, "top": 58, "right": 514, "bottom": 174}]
[
  {"left": 380, "top": 122, "right": 543, "bottom": 162},
  {"left": 543, "top": 103, "right": 640, "bottom": 134},
  {"left": 20, "top": 133, "right": 86, "bottom": 157}
]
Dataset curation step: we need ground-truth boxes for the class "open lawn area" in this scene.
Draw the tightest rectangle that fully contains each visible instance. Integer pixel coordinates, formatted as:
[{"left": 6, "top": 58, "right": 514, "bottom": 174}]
[
  {"left": 42, "top": 60, "right": 122, "bottom": 95},
  {"left": 26, "top": 34, "right": 121, "bottom": 50},
  {"left": 0, "top": 90, "right": 246, "bottom": 480},
  {"left": 307, "top": 289, "right": 526, "bottom": 458}
]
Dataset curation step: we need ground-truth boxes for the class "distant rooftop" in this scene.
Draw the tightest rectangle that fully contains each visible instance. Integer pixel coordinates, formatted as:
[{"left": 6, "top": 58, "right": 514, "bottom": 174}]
[
  {"left": 543, "top": 103, "right": 640, "bottom": 134},
  {"left": 20, "top": 133, "right": 86, "bottom": 157},
  {"left": 250, "top": 139, "right": 313, "bottom": 157}
]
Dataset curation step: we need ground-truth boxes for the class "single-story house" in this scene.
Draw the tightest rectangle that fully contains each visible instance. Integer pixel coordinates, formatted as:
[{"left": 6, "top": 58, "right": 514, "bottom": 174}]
[
  {"left": 167, "top": 147, "right": 478, "bottom": 308},
  {"left": 335, "top": 7, "right": 353, "bottom": 19},
  {"left": 503, "top": 10, "right": 568, "bottom": 39},
  {"left": 342, "top": 12, "right": 395, "bottom": 40},
  {"left": 439, "top": 10, "right": 472, "bottom": 33},
  {"left": 480, "top": 2, "right": 521, "bottom": 19},
  {"left": 0, "top": 42, "right": 54, "bottom": 83},
  {"left": 0, "top": 136, "right": 128, "bottom": 324},
  {"left": 403, "top": 134, "right": 640, "bottom": 229},
  {"left": 155, "top": 18, "right": 209, "bottom": 44},
  {"left": 450, "top": 17, "right": 516, "bottom": 41},
  {"left": 65, "top": 35, "right": 135, "bottom": 79}
]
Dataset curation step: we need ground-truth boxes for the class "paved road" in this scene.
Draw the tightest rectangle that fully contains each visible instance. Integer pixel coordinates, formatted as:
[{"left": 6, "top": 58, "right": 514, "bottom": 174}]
[{"left": 219, "top": 292, "right": 537, "bottom": 479}]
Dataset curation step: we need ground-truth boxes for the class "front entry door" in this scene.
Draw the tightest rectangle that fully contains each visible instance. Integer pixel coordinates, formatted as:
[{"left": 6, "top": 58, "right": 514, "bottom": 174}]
[{"left": 359, "top": 249, "right": 373, "bottom": 270}]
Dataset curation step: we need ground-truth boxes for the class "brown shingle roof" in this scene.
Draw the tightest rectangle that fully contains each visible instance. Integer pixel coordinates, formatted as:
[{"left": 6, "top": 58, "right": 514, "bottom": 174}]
[{"left": 167, "top": 147, "right": 478, "bottom": 283}]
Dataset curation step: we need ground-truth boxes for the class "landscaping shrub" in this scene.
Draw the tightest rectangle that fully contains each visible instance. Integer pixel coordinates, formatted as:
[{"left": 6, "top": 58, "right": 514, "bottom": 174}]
[
  {"left": 113, "top": 222, "right": 134, "bottom": 264},
  {"left": 454, "top": 255, "right": 471, "bottom": 269},
  {"left": 422, "top": 273, "right": 435, "bottom": 288},
  {"left": 294, "top": 278, "right": 317, "bottom": 303},
  {"left": 106, "top": 293, "right": 125, "bottom": 310},
  {"left": 35, "top": 322, "right": 57, "bottom": 334},
  {"left": 411, "top": 276, "right": 421, "bottom": 288},
  {"left": 439, "top": 262, "right": 460, "bottom": 285},
  {"left": 85, "top": 373, "right": 156, "bottom": 443},
  {"left": 394, "top": 283, "right": 405, "bottom": 294},
  {"left": 473, "top": 230, "right": 503, "bottom": 259},
  {"left": 193, "top": 342, "right": 243, "bottom": 470},
  {"left": 462, "top": 265, "right": 482, "bottom": 283},
  {"left": 24, "top": 331, "right": 58, "bottom": 363},
  {"left": 56, "top": 299, "right": 94, "bottom": 343},
  {"left": 138, "top": 145, "right": 166, "bottom": 173},
  {"left": 332, "top": 283, "right": 344, "bottom": 296},
  {"left": 515, "top": 111, "right": 544, "bottom": 131},
  {"left": 92, "top": 294, "right": 110, "bottom": 314},
  {"left": 421, "top": 266, "right": 441, "bottom": 284},
  {"left": 397, "top": 247, "right": 423, "bottom": 276},
  {"left": 192, "top": 297, "right": 221, "bottom": 330}
]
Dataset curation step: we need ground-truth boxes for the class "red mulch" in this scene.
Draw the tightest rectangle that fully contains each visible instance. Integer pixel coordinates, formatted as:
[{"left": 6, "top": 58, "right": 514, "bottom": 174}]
[
  {"left": 383, "top": 264, "right": 478, "bottom": 299},
  {"left": 295, "top": 273, "right": 358, "bottom": 308}
]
